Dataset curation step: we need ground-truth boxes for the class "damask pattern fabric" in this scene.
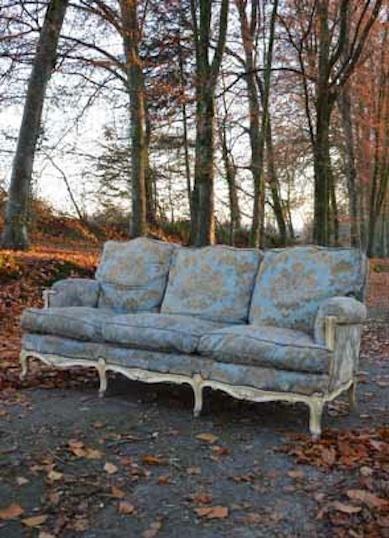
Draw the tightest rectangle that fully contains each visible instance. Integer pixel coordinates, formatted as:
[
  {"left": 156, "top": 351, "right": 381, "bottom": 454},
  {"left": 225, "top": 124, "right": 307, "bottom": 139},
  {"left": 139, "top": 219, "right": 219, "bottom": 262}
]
[
  {"left": 249, "top": 247, "right": 367, "bottom": 332},
  {"left": 22, "top": 333, "right": 329, "bottom": 396},
  {"left": 161, "top": 246, "right": 262, "bottom": 323},
  {"left": 102, "top": 313, "right": 226, "bottom": 354},
  {"left": 50, "top": 279, "right": 100, "bottom": 308},
  {"left": 329, "top": 324, "right": 363, "bottom": 391},
  {"left": 96, "top": 237, "right": 176, "bottom": 312},
  {"left": 21, "top": 307, "right": 113, "bottom": 342},
  {"left": 314, "top": 296, "right": 367, "bottom": 345},
  {"left": 198, "top": 324, "right": 331, "bottom": 374}
]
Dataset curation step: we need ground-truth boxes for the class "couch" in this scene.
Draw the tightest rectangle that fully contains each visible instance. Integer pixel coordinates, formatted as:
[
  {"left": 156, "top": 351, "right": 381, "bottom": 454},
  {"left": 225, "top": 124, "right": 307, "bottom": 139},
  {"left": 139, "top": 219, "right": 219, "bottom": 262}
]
[{"left": 20, "top": 238, "right": 368, "bottom": 438}]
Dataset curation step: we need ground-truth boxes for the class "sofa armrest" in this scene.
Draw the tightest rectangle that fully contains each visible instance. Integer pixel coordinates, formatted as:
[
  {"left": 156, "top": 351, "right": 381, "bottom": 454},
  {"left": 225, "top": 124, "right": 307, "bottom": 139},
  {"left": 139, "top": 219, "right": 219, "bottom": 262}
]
[
  {"left": 314, "top": 297, "right": 366, "bottom": 392},
  {"left": 314, "top": 296, "right": 367, "bottom": 345},
  {"left": 44, "top": 279, "right": 100, "bottom": 308}
]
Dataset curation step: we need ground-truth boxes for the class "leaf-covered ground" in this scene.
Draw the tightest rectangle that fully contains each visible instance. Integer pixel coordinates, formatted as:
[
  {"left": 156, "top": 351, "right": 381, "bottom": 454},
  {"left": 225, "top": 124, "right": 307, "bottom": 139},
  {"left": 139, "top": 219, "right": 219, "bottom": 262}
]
[{"left": 0, "top": 245, "right": 388, "bottom": 538}]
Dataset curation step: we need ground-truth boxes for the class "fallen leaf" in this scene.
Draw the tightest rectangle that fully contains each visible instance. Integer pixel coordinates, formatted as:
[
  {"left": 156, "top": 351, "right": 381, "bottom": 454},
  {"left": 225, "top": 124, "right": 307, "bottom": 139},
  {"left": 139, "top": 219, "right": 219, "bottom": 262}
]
[
  {"left": 67, "top": 439, "right": 102, "bottom": 459},
  {"left": 0, "top": 503, "right": 24, "bottom": 520},
  {"left": 376, "top": 380, "right": 389, "bottom": 388},
  {"left": 242, "top": 512, "right": 264, "bottom": 524},
  {"left": 16, "top": 477, "right": 29, "bottom": 486},
  {"left": 321, "top": 447, "right": 336, "bottom": 466},
  {"left": 68, "top": 439, "right": 84, "bottom": 449},
  {"left": 93, "top": 421, "right": 104, "bottom": 428},
  {"left": 142, "top": 455, "right": 166, "bottom": 466},
  {"left": 142, "top": 520, "right": 162, "bottom": 538},
  {"left": 359, "top": 466, "right": 373, "bottom": 477},
  {"left": 332, "top": 501, "right": 362, "bottom": 514},
  {"left": 47, "top": 469, "right": 63, "bottom": 481},
  {"left": 346, "top": 489, "right": 389, "bottom": 510},
  {"left": 194, "top": 505, "right": 229, "bottom": 519},
  {"left": 186, "top": 466, "right": 201, "bottom": 475},
  {"left": 377, "top": 515, "right": 389, "bottom": 528},
  {"left": 196, "top": 433, "right": 218, "bottom": 444},
  {"left": 118, "top": 501, "right": 135, "bottom": 515},
  {"left": 104, "top": 462, "right": 118, "bottom": 474},
  {"left": 22, "top": 515, "right": 48, "bottom": 527},
  {"left": 47, "top": 491, "right": 60, "bottom": 505},
  {"left": 84, "top": 447, "right": 103, "bottom": 460},
  {"left": 211, "top": 446, "right": 230, "bottom": 457},
  {"left": 111, "top": 485, "right": 125, "bottom": 499},
  {"left": 38, "top": 533, "right": 55, "bottom": 538},
  {"left": 157, "top": 475, "right": 171, "bottom": 485},
  {"left": 72, "top": 518, "right": 89, "bottom": 531},
  {"left": 287, "top": 469, "right": 305, "bottom": 479},
  {"left": 192, "top": 492, "right": 213, "bottom": 505}
]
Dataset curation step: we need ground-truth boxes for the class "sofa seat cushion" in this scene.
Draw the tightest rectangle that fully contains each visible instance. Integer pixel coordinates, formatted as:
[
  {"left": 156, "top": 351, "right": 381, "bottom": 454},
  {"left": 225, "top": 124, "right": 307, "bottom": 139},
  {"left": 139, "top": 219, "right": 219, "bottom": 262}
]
[
  {"left": 249, "top": 246, "right": 367, "bottom": 332},
  {"left": 198, "top": 325, "right": 331, "bottom": 374},
  {"left": 102, "top": 313, "right": 225, "bottom": 354},
  {"left": 161, "top": 246, "right": 261, "bottom": 323},
  {"left": 95, "top": 237, "right": 176, "bottom": 313},
  {"left": 22, "top": 333, "right": 330, "bottom": 396},
  {"left": 21, "top": 307, "right": 113, "bottom": 342}
]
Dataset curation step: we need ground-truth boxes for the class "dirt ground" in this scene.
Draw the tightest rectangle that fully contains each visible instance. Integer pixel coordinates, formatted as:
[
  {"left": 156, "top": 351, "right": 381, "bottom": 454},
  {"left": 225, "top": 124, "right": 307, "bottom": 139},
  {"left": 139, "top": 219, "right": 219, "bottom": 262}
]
[{"left": 0, "top": 249, "right": 388, "bottom": 538}]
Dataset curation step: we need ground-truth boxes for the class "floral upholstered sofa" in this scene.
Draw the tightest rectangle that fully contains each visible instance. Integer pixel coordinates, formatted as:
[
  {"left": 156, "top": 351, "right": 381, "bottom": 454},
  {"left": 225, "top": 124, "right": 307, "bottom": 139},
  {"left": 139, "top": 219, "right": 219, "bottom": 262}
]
[{"left": 20, "top": 238, "right": 367, "bottom": 437}]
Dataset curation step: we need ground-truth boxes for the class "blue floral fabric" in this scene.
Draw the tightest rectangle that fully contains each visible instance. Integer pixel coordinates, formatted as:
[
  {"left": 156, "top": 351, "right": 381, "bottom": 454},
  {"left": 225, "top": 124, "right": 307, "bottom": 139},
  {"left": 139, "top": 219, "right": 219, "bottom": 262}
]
[
  {"left": 22, "top": 333, "right": 329, "bottom": 396},
  {"left": 249, "top": 246, "right": 367, "bottom": 332},
  {"left": 102, "top": 313, "right": 225, "bottom": 354},
  {"left": 314, "top": 296, "right": 367, "bottom": 345},
  {"left": 21, "top": 307, "right": 113, "bottom": 342},
  {"left": 95, "top": 237, "right": 176, "bottom": 312},
  {"left": 161, "top": 246, "right": 261, "bottom": 323},
  {"left": 198, "top": 325, "right": 331, "bottom": 374},
  {"left": 50, "top": 279, "right": 100, "bottom": 308}
]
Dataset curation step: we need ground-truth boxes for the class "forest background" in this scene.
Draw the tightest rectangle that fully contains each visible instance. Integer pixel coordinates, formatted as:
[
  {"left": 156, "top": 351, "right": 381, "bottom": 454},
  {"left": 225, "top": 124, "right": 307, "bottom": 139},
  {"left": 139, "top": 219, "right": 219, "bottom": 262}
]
[{"left": 0, "top": 0, "right": 387, "bottom": 255}]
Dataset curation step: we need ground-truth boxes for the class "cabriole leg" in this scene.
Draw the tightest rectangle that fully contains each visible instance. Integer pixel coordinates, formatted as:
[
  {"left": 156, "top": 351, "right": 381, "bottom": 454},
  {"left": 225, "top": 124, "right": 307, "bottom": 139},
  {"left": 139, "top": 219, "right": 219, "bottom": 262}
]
[
  {"left": 97, "top": 358, "right": 107, "bottom": 398},
  {"left": 19, "top": 351, "right": 29, "bottom": 380},
  {"left": 192, "top": 374, "right": 203, "bottom": 417},
  {"left": 347, "top": 380, "right": 357, "bottom": 411},
  {"left": 308, "top": 398, "right": 324, "bottom": 440}
]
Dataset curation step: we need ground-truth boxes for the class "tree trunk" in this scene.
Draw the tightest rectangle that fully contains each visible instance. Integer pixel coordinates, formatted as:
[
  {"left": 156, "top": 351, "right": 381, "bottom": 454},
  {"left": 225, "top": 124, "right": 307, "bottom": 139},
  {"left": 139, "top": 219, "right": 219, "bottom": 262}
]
[
  {"left": 338, "top": 88, "right": 360, "bottom": 246},
  {"left": 177, "top": 23, "right": 193, "bottom": 222},
  {"left": 192, "top": 87, "right": 216, "bottom": 245},
  {"left": 265, "top": 117, "right": 287, "bottom": 245},
  {"left": 329, "top": 169, "right": 339, "bottom": 244},
  {"left": 1, "top": 0, "right": 69, "bottom": 250},
  {"left": 120, "top": 0, "right": 147, "bottom": 237},
  {"left": 313, "top": 114, "right": 332, "bottom": 245},
  {"left": 144, "top": 108, "right": 157, "bottom": 225},
  {"left": 219, "top": 116, "right": 241, "bottom": 244},
  {"left": 367, "top": 26, "right": 388, "bottom": 257},
  {"left": 313, "top": 1, "right": 333, "bottom": 246},
  {"left": 190, "top": 0, "right": 229, "bottom": 246},
  {"left": 235, "top": 0, "right": 278, "bottom": 248}
]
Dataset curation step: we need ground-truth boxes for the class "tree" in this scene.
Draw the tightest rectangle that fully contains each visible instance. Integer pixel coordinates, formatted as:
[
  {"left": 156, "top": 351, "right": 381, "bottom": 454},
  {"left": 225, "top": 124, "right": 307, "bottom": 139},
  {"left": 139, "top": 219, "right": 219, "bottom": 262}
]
[
  {"left": 190, "top": 0, "right": 229, "bottom": 246},
  {"left": 235, "top": 0, "right": 282, "bottom": 247},
  {"left": 281, "top": 0, "right": 383, "bottom": 245},
  {"left": 119, "top": 0, "right": 147, "bottom": 237},
  {"left": 218, "top": 79, "right": 241, "bottom": 243},
  {"left": 1, "top": 0, "right": 69, "bottom": 250}
]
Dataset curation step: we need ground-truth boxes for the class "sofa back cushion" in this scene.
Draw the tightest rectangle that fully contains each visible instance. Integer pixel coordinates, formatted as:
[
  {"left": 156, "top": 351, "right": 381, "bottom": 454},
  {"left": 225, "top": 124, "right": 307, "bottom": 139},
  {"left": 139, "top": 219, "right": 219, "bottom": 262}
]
[
  {"left": 96, "top": 237, "right": 176, "bottom": 312},
  {"left": 249, "top": 246, "right": 367, "bottom": 332},
  {"left": 161, "top": 246, "right": 261, "bottom": 324}
]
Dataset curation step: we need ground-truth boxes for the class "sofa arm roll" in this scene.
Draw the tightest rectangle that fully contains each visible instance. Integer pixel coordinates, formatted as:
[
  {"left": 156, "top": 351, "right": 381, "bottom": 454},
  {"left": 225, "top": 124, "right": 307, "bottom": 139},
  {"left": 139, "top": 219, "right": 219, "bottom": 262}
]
[
  {"left": 45, "top": 279, "right": 100, "bottom": 308},
  {"left": 314, "top": 296, "right": 367, "bottom": 345}
]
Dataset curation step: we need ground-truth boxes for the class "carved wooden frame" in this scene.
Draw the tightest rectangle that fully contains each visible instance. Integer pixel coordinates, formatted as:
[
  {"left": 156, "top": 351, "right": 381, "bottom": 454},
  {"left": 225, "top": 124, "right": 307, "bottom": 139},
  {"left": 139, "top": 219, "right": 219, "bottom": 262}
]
[{"left": 19, "top": 346, "right": 355, "bottom": 439}]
